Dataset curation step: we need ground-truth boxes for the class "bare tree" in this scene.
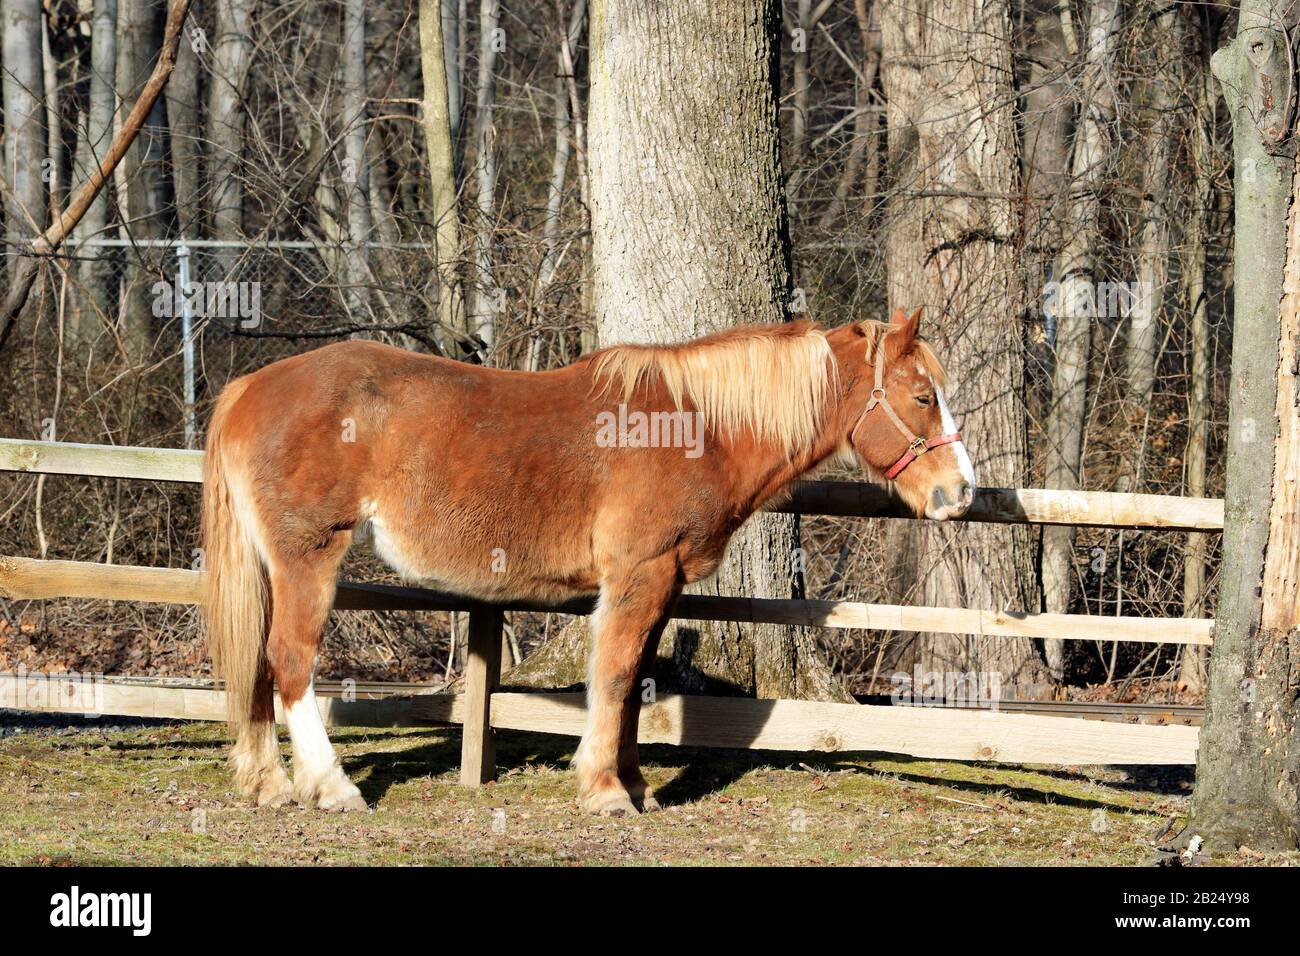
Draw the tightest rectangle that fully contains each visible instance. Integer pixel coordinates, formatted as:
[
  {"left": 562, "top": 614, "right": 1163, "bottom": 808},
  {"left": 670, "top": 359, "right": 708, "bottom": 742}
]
[
  {"left": 1020, "top": 0, "right": 1072, "bottom": 308},
  {"left": 815, "top": 0, "right": 879, "bottom": 233},
  {"left": 41, "top": 4, "right": 63, "bottom": 219},
  {"left": 1185, "top": 0, "right": 1300, "bottom": 852},
  {"left": 1017, "top": 3, "right": 1073, "bottom": 680},
  {"left": 117, "top": 0, "right": 171, "bottom": 355},
  {"left": 165, "top": 9, "right": 201, "bottom": 235},
  {"left": 420, "top": 0, "right": 465, "bottom": 344},
  {"left": 468, "top": 0, "right": 501, "bottom": 348},
  {"left": 340, "top": 0, "right": 372, "bottom": 317},
  {"left": 532, "top": 0, "right": 586, "bottom": 370},
  {"left": 3, "top": 0, "right": 48, "bottom": 272},
  {"left": 1180, "top": 10, "right": 1216, "bottom": 693},
  {"left": 0, "top": 0, "right": 193, "bottom": 353},
  {"left": 206, "top": 0, "right": 254, "bottom": 269},
  {"left": 1126, "top": 6, "right": 1181, "bottom": 410},
  {"left": 442, "top": 0, "right": 464, "bottom": 149},
  {"left": 70, "top": 0, "right": 120, "bottom": 346}
]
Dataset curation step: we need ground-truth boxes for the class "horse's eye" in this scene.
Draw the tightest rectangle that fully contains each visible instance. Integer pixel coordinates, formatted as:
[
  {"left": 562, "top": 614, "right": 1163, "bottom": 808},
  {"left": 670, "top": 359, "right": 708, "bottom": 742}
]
[{"left": 915, "top": 394, "right": 933, "bottom": 407}]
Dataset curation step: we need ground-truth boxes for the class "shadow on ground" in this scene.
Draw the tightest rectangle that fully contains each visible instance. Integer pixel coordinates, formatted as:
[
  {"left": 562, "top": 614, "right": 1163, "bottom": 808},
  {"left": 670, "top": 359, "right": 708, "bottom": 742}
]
[{"left": 319, "top": 725, "right": 1181, "bottom": 815}]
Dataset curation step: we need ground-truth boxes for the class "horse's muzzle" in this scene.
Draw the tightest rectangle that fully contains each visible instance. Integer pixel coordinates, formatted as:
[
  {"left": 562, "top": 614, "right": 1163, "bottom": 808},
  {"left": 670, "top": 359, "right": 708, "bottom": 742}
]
[{"left": 926, "top": 480, "right": 974, "bottom": 521}]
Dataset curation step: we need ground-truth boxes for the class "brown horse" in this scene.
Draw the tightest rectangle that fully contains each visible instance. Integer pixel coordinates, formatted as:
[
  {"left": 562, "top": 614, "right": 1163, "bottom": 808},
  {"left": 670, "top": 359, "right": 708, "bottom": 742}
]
[{"left": 201, "top": 307, "right": 974, "bottom": 814}]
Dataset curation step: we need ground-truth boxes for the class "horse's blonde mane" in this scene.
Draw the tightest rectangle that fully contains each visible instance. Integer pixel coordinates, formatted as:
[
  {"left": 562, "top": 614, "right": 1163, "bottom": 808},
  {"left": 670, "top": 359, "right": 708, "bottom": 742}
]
[{"left": 590, "top": 321, "right": 836, "bottom": 456}]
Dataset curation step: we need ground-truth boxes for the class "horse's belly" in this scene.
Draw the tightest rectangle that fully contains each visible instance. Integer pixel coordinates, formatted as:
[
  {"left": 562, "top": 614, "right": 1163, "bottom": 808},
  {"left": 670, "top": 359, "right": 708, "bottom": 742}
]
[{"left": 354, "top": 506, "right": 595, "bottom": 603}]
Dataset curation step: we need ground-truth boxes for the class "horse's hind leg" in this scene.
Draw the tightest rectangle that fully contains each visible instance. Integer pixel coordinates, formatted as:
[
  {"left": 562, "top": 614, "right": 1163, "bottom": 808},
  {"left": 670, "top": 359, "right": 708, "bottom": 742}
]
[
  {"left": 230, "top": 669, "right": 292, "bottom": 807},
  {"left": 265, "top": 538, "right": 366, "bottom": 811},
  {"left": 576, "top": 554, "right": 680, "bottom": 816}
]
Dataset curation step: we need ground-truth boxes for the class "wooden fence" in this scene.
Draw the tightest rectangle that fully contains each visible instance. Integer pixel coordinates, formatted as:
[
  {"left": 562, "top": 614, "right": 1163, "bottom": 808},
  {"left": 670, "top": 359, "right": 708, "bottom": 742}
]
[{"left": 0, "top": 437, "right": 1219, "bottom": 780}]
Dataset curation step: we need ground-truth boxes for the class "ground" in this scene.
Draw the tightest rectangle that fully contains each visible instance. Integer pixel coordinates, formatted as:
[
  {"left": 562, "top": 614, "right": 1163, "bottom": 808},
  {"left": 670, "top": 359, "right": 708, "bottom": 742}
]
[{"left": 0, "top": 717, "right": 1293, "bottom": 866}]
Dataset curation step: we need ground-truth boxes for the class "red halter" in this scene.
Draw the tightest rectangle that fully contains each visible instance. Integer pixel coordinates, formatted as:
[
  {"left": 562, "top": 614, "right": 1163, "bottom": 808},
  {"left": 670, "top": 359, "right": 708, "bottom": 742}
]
[{"left": 851, "top": 344, "right": 962, "bottom": 481}]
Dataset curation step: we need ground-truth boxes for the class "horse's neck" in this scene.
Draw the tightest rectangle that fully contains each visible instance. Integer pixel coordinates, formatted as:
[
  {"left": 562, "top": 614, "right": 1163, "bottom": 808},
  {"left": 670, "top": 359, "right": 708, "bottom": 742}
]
[{"left": 718, "top": 418, "right": 847, "bottom": 518}]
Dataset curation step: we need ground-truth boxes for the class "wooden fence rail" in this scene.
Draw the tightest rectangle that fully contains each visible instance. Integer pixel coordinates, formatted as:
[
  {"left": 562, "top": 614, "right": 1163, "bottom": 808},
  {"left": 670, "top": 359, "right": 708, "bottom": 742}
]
[
  {"left": 0, "top": 556, "right": 1215, "bottom": 646},
  {"left": 0, "top": 674, "right": 1199, "bottom": 766},
  {"left": 0, "top": 438, "right": 1225, "bottom": 531}
]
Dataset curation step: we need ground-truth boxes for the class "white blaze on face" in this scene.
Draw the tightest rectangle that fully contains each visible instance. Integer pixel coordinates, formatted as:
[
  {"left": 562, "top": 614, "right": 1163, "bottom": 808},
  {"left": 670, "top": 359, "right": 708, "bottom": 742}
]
[{"left": 935, "top": 385, "right": 976, "bottom": 488}]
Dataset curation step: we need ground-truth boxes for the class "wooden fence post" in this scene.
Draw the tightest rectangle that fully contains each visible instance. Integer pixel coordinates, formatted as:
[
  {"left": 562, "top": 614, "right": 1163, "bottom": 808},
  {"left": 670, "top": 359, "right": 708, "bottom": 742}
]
[{"left": 459, "top": 606, "right": 504, "bottom": 786}]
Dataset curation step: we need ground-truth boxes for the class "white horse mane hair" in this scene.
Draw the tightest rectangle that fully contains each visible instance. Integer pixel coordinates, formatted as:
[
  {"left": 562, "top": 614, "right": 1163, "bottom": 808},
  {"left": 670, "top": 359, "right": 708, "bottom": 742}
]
[{"left": 590, "top": 321, "right": 838, "bottom": 457}]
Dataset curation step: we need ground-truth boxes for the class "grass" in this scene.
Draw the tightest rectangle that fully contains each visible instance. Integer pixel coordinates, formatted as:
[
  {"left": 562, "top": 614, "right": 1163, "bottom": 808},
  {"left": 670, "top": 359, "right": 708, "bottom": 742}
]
[{"left": 0, "top": 720, "right": 1290, "bottom": 866}]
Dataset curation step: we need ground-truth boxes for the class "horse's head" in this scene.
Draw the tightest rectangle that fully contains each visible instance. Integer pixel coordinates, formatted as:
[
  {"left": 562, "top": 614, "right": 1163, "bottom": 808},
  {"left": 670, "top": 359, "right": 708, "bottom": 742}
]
[{"left": 833, "top": 308, "right": 976, "bottom": 520}]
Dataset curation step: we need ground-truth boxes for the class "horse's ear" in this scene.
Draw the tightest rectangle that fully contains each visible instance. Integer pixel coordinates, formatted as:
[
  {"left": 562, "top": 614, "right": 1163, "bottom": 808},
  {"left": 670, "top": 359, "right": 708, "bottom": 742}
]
[{"left": 887, "top": 306, "right": 922, "bottom": 355}]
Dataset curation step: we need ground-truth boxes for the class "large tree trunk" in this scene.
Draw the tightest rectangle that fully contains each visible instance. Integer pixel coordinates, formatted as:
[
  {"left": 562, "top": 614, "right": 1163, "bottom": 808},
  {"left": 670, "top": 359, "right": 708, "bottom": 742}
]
[
  {"left": 1018, "top": 3, "right": 1072, "bottom": 681},
  {"left": 876, "top": 0, "right": 925, "bottom": 618},
  {"left": 1039, "top": 0, "right": 1119, "bottom": 680},
  {"left": 511, "top": 0, "right": 848, "bottom": 702},
  {"left": 1185, "top": 0, "right": 1300, "bottom": 853},
  {"left": 879, "top": 0, "right": 1049, "bottom": 694},
  {"left": 419, "top": 0, "right": 465, "bottom": 348},
  {"left": 3, "top": 0, "right": 48, "bottom": 276}
]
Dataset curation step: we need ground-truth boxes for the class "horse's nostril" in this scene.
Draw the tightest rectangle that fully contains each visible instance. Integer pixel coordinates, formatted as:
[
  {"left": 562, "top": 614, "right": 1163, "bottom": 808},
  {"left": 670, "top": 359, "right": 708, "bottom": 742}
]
[{"left": 933, "top": 484, "right": 973, "bottom": 515}]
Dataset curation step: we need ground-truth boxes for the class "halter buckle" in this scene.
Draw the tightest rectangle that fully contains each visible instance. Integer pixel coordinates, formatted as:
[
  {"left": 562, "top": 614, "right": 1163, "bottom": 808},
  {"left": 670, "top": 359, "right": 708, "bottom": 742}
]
[{"left": 909, "top": 436, "right": 928, "bottom": 456}]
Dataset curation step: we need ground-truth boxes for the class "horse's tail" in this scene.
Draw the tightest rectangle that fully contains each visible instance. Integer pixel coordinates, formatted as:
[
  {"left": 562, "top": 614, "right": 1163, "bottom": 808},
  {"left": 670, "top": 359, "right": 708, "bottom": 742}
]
[{"left": 201, "top": 378, "right": 269, "bottom": 732}]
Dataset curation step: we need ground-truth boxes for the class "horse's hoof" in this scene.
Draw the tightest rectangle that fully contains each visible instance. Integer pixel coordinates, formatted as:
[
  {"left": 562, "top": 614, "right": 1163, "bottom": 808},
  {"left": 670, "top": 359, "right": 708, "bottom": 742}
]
[
  {"left": 324, "top": 793, "right": 369, "bottom": 813},
  {"left": 638, "top": 793, "right": 662, "bottom": 813},
  {"left": 583, "top": 790, "right": 639, "bottom": 817},
  {"left": 250, "top": 767, "right": 293, "bottom": 808},
  {"left": 299, "top": 771, "right": 367, "bottom": 812},
  {"left": 257, "top": 789, "right": 293, "bottom": 809}
]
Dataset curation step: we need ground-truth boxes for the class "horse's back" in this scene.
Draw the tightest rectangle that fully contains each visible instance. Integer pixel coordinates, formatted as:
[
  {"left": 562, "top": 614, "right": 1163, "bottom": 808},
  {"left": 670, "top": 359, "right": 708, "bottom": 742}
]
[{"left": 209, "top": 340, "right": 607, "bottom": 599}]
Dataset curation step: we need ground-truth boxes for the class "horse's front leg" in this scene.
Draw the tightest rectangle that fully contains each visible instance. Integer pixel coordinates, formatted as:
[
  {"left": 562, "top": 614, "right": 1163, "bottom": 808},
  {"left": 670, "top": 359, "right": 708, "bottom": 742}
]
[
  {"left": 615, "top": 610, "right": 673, "bottom": 812},
  {"left": 576, "top": 553, "right": 680, "bottom": 816}
]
